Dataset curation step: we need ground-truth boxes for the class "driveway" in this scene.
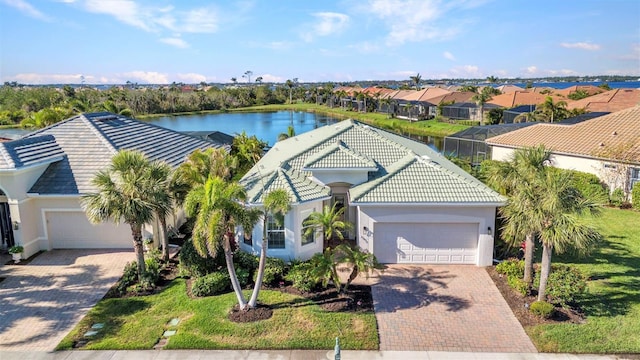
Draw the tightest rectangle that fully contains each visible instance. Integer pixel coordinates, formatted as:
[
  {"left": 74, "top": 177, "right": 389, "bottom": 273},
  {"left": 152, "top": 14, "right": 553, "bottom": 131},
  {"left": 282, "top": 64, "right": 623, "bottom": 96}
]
[
  {"left": 0, "top": 249, "right": 135, "bottom": 351},
  {"left": 370, "top": 265, "right": 537, "bottom": 352}
]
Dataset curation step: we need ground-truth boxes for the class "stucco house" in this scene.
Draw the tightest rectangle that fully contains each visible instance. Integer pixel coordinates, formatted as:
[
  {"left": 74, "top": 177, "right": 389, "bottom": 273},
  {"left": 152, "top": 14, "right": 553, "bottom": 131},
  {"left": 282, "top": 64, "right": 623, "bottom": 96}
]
[
  {"left": 486, "top": 106, "right": 640, "bottom": 197},
  {"left": 0, "top": 112, "right": 221, "bottom": 258},
  {"left": 239, "top": 120, "right": 505, "bottom": 266}
]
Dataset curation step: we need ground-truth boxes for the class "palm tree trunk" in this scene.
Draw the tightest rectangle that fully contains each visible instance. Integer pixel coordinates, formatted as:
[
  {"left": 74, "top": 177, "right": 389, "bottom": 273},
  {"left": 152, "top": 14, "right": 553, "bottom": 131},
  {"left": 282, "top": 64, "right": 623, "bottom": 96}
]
[
  {"left": 159, "top": 216, "right": 169, "bottom": 262},
  {"left": 537, "top": 243, "right": 553, "bottom": 301},
  {"left": 130, "top": 223, "right": 147, "bottom": 281},
  {"left": 224, "top": 233, "right": 247, "bottom": 309},
  {"left": 248, "top": 218, "right": 268, "bottom": 307},
  {"left": 523, "top": 233, "right": 534, "bottom": 290}
]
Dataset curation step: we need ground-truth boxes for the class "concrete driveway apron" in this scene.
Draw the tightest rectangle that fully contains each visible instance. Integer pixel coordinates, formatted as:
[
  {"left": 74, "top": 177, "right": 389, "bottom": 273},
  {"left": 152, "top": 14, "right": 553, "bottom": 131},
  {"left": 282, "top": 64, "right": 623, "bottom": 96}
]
[
  {"left": 0, "top": 249, "right": 134, "bottom": 351},
  {"left": 371, "top": 265, "right": 537, "bottom": 352}
]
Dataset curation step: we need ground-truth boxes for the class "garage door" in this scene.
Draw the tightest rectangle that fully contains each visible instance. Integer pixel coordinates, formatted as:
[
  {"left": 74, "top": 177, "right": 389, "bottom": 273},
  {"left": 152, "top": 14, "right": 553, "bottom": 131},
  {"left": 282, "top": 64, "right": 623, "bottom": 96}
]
[
  {"left": 46, "top": 211, "right": 132, "bottom": 249},
  {"left": 374, "top": 223, "right": 478, "bottom": 264}
]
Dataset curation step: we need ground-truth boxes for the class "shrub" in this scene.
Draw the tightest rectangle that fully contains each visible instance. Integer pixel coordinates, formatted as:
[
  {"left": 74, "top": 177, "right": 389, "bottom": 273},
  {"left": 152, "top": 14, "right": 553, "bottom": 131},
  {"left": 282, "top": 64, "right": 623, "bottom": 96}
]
[
  {"left": 285, "top": 261, "right": 318, "bottom": 292},
  {"left": 507, "top": 275, "right": 529, "bottom": 296},
  {"left": 535, "top": 264, "right": 587, "bottom": 306},
  {"left": 530, "top": 300, "right": 555, "bottom": 318},
  {"left": 234, "top": 251, "right": 259, "bottom": 273},
  {"left": 234, "top": 266, "right": 250, "bottom": 287},
  {"left": 633, "top": 182, "right": 640, "bottom": 210},
  {"left": 610, "top": 188, "right": 625, "bottom": 207},
  {"left": 144, "top": 256, "right": 161, "bottom": 284},
  {"left": 115, "top": 262, "right": 139, "bottom": 295},
  {"left": 254, "top": 257, "right": 286, "bottom": 285},
  {"left": 192, "top": 272, "right": 230, "bottom": 297},
  {"left": 496, "top": 258, "right": 525, "bottom": 278},
  {"left": 178, "top": 238, "right": 224, "bottom": 277},
  {"left": 561, "top": 169, "right": 609, "bottom": 204}
]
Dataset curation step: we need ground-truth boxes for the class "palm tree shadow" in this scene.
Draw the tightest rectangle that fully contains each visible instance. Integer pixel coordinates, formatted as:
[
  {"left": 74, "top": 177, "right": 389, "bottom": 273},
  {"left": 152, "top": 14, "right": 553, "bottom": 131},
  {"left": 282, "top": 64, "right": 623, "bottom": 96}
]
[{"left": 372, "top": 267, "right": 471, "bottom": 313}]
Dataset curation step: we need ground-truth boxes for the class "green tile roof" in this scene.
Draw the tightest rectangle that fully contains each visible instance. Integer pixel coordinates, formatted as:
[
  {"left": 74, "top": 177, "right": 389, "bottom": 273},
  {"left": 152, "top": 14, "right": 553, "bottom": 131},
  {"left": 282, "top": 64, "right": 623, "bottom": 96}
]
[
  {"left": 303, "top": 140, "right": 377, "bottom": 169},
  {"left": 240, "top": 120, "right": 505, "bottom": 205},
  {"left": 350, "top": 154, "right": 505, "bottom": 203},
  {"left": 242, "top": 166, "right": 331, "bottom": 204}
]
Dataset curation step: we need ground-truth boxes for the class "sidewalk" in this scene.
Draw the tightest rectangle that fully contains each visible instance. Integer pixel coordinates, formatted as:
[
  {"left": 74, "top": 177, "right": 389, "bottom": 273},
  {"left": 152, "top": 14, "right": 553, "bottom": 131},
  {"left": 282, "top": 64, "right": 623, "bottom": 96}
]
[{"left": 0, "top": 350, "right": 627, "bottom": 360}]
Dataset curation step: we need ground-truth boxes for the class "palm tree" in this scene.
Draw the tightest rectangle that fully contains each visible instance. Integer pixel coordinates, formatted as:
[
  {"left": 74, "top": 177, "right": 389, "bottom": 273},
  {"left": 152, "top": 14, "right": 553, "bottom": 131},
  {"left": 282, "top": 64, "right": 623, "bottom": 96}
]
[
  {"left": 184, "top": 177, "right": 261, "bottom": 309},
  {"left": 484, "top": 145, "right": 551, "bottom": 289},
  {"left": 277, "top": 125, "right": 296, "bottom": 141},
  {"left": 243, "top": 70, "right": 253, "bottom": 84},
  {"left": 335, "top": 244, "right": 381, "bottom": 291},
  {"left": 534, "top": 170, "right": 601, "bottom": 301},
  {"left": 232, "top": 131, "right": 266, "bottom": 175},
  {"left": 248, "top": 189, "right": 290, "bottom": 307},
  {"left": 81, "top": 150, "right": 165, "bottom": 280},
  {"left": 409, "top": 73, "right": 422, "bottom": 90},
  {"left": 255, "top": 76, "right": 263, "bottom": 84},
  {"left": 102, "top": 100, "right": 133, "bottom": 117},
  {"left": 174, "top": 148, "right": 236, "bottom": 189},
  {"left": 147, "top": 161, "right": 173, "bottom": 261},
  {"left": 471, "top": 87, "right": 493, "bottom": 125},
  {"left": 285, "top": 79, "right": 295, "bottom": 104},
  {"left": 486, "top": 75, "right": 498, "bottom": 84},
  {"left": 536, "top": 96, "right": 568, "bottom": 123},
  {"left": 303, "top": 203, "right": 352, "bottom": 247}
]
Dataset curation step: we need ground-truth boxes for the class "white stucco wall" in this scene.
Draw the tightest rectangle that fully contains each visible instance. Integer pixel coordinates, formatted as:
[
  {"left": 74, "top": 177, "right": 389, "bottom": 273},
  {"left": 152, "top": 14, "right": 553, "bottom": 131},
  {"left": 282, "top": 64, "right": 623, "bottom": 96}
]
[
  {"left": 240, "top": 199, "right": 325, "bottom": 262},
  {"left": 309, "top": 170, "right": 370, "bottom": 187},
  {"left": 357, "top": 205, "right": 497, "bottom": 266}
]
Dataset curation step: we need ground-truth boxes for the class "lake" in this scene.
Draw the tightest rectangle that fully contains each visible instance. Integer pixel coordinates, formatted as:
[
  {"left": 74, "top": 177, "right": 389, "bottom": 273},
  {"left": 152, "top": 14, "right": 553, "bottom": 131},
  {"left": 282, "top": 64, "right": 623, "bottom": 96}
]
[{"left": 148, "top": 111, "right": 444, "bottom": 150}]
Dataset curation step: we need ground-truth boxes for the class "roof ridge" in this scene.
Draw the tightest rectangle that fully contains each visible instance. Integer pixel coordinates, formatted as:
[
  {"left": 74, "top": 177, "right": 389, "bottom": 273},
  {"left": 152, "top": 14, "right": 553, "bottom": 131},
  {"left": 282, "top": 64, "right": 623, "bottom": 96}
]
[
  {"left": 0, "top": 142, "right": 15, "bottom": 168},
  {"left": 417, "top": 156, "right": 505, "bottom": 198},
  {"left": 350, "top": 153, "right": 415, "bottom": 202},
  {"left": 80, "top": 113, "right": 118, "bottom": 153},
  {"left": 278, "top": 120, "right": 356, "bottom": 166}
]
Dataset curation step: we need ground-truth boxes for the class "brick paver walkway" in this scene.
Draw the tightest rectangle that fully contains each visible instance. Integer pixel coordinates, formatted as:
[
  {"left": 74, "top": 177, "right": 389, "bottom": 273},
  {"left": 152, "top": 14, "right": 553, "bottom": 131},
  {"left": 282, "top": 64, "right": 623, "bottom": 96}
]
[
  {"left": 0, "top": 249, "right": 134, "bottom": 351},
  {"left": 370, "top": 265, "right": 537, "bottom": 352}
]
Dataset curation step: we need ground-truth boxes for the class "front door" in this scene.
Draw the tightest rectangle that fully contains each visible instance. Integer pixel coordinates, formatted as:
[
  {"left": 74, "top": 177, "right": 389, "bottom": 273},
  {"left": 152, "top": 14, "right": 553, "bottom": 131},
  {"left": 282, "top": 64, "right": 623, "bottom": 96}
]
[
  {"left": 0, "top": 202, "right": 15, "bottom": 250},
  {"left": 332, "top": 194, "right": 351, "bottom": 240}
]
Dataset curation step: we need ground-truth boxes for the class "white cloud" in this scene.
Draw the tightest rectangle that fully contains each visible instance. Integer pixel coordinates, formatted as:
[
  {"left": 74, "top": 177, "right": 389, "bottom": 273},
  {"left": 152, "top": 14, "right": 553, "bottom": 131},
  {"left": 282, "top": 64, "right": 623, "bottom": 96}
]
[
  {"left": 617, "top": 43, "right": 640, "bottom": 61},
  {"left": 448, "top": 65, "right": 482, "bottom": 78},
  {"left": 301, "top": 12, "right": 350, "bottom": 42},
  {"left": 121, "top": 71, "right": 169, "bottom": 84},
  {"left": 443, "top": 51, "right": 456, "bottom": 61},
  {"left": 82, "top": 0, "right": 152, "bottom": 31},
  {"left": 175, "top": 73, "right": 207, "bottom": 83},
  {"left": 560, "top": 42, "right": 601, "bottom": 51},
  {"left": 160, "top": 37, "right": 189, "bottom": 48},
  {"left": 2, "top": 73, "right": 115, "bottom": 84},
  {"left": 361, "top": 0, "right": 481, "bottom": 45},
  {"left": 525, "top": 66, "right": 538, "bottom": 75},
  {"left": 1, "top": 0, "right": 50, "bottom": 21}
]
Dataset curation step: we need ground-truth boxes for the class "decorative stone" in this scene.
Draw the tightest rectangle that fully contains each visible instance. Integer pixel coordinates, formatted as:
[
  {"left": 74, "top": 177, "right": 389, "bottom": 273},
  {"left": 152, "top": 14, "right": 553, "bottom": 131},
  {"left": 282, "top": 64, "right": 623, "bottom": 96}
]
[
  {"left": 163, "top": 330, "right": 177, "bottom": 337},
  {"left": 83, "top": 330, "right": 99, "bottom": 337},
  {"left": 168, "top": 318, "right": 180, "bottom": 326},
  {"left": 91, "top": 323, "right": 105, "bottom": 329}
]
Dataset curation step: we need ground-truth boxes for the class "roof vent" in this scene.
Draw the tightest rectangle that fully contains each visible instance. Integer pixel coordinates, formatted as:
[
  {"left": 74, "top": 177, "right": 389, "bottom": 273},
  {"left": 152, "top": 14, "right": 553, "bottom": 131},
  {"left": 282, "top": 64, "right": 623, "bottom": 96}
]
[
  {"left": 599, "top": 142, "right": 605, "bottom": 147},
  {"left": 612, "top": 131, "right": 617, "bottom": 136}
]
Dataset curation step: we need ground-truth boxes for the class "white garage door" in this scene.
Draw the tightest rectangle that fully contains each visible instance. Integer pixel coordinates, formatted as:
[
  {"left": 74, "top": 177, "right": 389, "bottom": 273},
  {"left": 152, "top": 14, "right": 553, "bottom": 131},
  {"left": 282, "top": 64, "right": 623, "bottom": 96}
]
[
  {"left": 374, "top": 223, "right": 478, "bottom": 264},
  {"left": 46, "top": 211, "right": 132, "bottom": 249}
]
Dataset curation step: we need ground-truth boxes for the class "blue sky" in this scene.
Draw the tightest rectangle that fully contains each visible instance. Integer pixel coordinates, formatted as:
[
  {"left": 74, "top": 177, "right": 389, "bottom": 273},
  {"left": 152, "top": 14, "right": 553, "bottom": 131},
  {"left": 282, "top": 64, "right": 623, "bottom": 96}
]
[{"left": 1, "top": 0, "right": 639, "bottom": 84}]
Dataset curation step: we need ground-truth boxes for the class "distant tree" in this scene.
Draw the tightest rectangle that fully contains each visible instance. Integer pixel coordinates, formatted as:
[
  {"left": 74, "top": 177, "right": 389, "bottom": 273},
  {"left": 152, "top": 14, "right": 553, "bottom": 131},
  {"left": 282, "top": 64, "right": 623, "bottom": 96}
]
[
  {"left": 277, "top": 125, "right": 296, "bottom": 141},
  {"left": 231, "top": 77, "right": 237, "bottom": 84},
  {"left": 255, "top": 76, "right": 263, "bottom": 84},
  {"left": 525, "top": 80, "right": 534, "bottom": 89},
  {"left": 471, "top": 87, "right": 495, "bottom": 125},
  {"left": 486, "top": 107, "right": 504, "bottom": 125},
  {"left": 536, "top": 96, "right": 568, "bottom": 123},
  {"left": 568, "top": 89, "right": 590, "bottom": 100},
  {"left": 486, "top": 75, "right": 498, "bottom": 84},
  {"left": 460, "top": 85, "right": 479, "bottom": 93},
  {"left": 598, "top": 83, "right": 611, "bottom": 91},
  {"left": 409, "top": 73, "right": 422, "bottom": 90},
  {"left": 285, "top": 79, "right": 295, "bottom": 104},
  {"left": 243, "top": 70, "right": 253, "bottom": 84}
]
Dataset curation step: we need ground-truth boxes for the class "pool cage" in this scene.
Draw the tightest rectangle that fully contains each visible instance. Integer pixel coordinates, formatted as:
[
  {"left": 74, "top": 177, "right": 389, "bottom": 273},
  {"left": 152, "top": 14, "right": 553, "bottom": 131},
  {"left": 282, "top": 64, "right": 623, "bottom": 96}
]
[{"left": 443, "top": 123, "right": 536, "bottom": 165}]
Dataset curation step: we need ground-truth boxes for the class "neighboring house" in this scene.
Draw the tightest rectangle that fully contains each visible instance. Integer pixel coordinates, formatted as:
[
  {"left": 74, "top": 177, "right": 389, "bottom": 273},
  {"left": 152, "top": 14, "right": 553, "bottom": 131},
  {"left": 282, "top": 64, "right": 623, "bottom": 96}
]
[
  {"left": 440, "top": 102, "right": 499, "bottom": 121},
  {"left": 239, "top": 120, "right": 505, "bottom": 266},
  {"left": 0, "top": 112, "right": 222, "bottom": 258},
  {"left": 487, "top": 106, "right": 640, "bottom": 196},
  {"left": 488, "top": 90, "right": 564, "bottom": 108},
  {"left": 184, "top": 130, "right": 235, "bottom": 147},
  {"left": 566, "top": 88, "right": 640, "bottom": 113}
]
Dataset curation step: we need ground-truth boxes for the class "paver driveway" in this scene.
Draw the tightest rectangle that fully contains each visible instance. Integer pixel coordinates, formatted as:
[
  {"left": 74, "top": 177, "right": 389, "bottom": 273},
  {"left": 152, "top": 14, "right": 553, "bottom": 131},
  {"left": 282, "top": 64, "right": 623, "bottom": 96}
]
[
  {"left": 370, "top": 265, "right": 537, "bottom": 353},
  {"left": 0, "top": 249, "right": 134, "bottom": 351}
]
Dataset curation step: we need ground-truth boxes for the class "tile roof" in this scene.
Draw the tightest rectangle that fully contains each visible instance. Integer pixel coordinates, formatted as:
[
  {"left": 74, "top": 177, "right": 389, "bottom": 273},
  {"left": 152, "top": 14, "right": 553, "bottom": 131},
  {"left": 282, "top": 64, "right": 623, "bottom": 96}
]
[
  {"left": 496, "top": 85, "right": 524, "bottom": 93},
  {"left": 488, "top": 91, "right": 565, "bottom": 108},
  {"left": 0, "top": 135, "right": 64, "bottom": 170},
  {"left": 350, "top": 155, "right": 506, "bottom": 204},
  {"left": 424, "top": 91, "right": 476, "bottom": 105},
  {"left": 566, "top": 88, "right": 640, "bottom": 112},
  {"left": 486, "top": 106, "right": 640, "bottom": 164},
  {"left": 243, "top": 166, "right": 331, "bottom": 204},
  {"left": 555, "top": 85, "right": 603, "bottom": 97},
  {"left": 303, "top": 140, "right": 377, "bottom": 169},
  {"left": 241, "top": 120, "right": 505, "bottom": 205},
  {"left": 7, "top": 112, "right": 221, "bottom": 195}
]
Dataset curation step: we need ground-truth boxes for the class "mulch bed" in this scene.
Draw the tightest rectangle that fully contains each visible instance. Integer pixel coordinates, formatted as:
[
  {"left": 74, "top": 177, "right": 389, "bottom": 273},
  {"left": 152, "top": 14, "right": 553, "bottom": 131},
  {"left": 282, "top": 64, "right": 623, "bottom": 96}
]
[{"left": 486, "top": 266, "right": 585, "bottom": 327}]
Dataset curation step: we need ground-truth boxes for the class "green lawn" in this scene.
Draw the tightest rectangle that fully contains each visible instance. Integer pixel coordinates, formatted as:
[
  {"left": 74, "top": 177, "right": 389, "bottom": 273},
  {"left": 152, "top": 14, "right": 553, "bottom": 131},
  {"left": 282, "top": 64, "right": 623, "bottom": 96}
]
[
  {"left": 528, "top": 207, "right": 640, "bottom": 353},
  {"left": 56, "top": 279, "right": 378, "bottom": 350}
]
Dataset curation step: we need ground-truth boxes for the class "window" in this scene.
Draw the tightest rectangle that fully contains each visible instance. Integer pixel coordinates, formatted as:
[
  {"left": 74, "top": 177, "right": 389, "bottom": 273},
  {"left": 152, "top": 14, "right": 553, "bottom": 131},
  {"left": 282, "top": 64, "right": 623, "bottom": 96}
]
[
  {"left": 631, "top": 168, "right": 640, "bottom": 189},
  {"left": 243, "top": 231, "right": 252, "bottom": 246},
  {"left": 301, "top": 215, "right": 315, "bottom": 246},
  {"left": 267, "top": 215, "right": 285, "bottom": 249}
]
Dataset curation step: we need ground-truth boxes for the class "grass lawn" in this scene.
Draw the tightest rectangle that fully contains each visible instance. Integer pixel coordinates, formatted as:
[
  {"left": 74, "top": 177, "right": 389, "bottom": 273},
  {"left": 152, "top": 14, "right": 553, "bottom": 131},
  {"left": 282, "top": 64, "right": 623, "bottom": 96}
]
[
  {"left": 56, "top": 279, "right": 378, "bottom": 350},
  {"left": 527, "top": 207, "right": 640, "bottom": 353}
]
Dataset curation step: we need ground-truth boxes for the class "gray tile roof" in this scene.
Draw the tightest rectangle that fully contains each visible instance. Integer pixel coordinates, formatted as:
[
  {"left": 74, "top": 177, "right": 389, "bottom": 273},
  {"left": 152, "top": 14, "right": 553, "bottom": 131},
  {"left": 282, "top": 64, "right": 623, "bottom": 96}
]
[
  {"left": 0, "top": 135, "right": 64, "bottom": 170},
  {"left": 12, "top": 112, "right": 222, "bottom": 195},
  {"left": 241, "top": 120, "right": 505, "bottom": 205}
]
